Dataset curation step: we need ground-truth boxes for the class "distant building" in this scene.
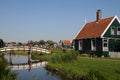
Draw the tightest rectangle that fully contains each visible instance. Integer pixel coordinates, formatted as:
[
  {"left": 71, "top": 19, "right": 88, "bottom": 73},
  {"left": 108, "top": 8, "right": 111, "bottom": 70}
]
[
  {"left": 73, "top": 10, "right": 120, "bottom": 57},
  {"left": 59, "top": 40, "right": 71, "bottom": 49},
  {"left": 6, "top": 42, "right": 17, "bottom": 47}
]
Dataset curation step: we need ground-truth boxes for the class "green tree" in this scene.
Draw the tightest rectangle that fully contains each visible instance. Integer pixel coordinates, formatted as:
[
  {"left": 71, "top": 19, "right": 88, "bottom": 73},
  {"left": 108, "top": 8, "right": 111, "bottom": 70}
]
[
  {"left": 46, "top": 40, "right": 55, "bottom": 46},
  {"left": 0, "top": 39, "right": 4, "bottom": 48},
  {"left": 39, "top": 40, "right": 46, "bottom": 45},
  {"left": 17, "top": 42, "right": 23, "bottom": 47}
]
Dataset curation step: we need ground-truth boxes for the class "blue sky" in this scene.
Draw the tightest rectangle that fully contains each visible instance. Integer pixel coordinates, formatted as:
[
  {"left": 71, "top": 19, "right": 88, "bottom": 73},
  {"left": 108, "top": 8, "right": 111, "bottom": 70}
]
[{"left": 0, "top": 0, "right": 120, "bottom": 43}]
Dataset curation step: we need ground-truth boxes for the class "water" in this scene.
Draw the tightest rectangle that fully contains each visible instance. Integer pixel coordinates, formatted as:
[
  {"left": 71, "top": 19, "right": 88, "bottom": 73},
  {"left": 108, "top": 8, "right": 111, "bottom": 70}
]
[{"left": 4, "top": 54, "right": 61, "bottom": 80}]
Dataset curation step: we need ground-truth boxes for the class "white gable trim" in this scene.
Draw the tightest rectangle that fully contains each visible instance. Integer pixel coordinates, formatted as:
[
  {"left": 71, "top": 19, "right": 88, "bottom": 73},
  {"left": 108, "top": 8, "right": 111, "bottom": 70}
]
[
  {"left": 101, "top": 16, "right": 120, "bottom": 38},
  {"left": 74, "top": 23, "right": 86, "bottom": 39}
]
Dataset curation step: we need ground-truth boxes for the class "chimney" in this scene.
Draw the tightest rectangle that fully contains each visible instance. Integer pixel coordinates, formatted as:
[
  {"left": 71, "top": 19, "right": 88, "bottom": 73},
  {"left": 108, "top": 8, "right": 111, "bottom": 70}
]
[{"left": 96, "top": 10, "right": 102, "bottom": 22}]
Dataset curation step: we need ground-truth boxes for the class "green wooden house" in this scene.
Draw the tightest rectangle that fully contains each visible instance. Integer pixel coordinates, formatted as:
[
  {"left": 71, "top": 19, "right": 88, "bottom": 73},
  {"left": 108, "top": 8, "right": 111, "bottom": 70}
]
[{"left": 73, "top": 10, "right": 120, "bottom": 57}]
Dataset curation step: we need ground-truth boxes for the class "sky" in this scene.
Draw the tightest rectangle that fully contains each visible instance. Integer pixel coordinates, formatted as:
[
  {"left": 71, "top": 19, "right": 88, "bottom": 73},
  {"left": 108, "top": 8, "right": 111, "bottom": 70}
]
[{"left": 0, "top": 0, "right": 120, "bottom": 43}]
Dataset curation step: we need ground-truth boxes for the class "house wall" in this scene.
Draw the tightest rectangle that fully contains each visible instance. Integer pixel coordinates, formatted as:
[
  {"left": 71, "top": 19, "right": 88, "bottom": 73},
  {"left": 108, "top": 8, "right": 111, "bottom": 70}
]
[
  {"left": 74, "top": 39, "right": 79, "bottom": 51},
  {"left": 103, "top": 19, "right": 120, "bottom": 38},
  {"left": 96, "top": 38, "right": 103, "bottom": 56},
  {"left": 103, "top": 19, "right": 120, "bottom": 57},
  {"left": 75, "top": 38, "right": 103, "bottom": 57},
  {"left": 82, "top": 39, "right": 91, "bottom": 53}
]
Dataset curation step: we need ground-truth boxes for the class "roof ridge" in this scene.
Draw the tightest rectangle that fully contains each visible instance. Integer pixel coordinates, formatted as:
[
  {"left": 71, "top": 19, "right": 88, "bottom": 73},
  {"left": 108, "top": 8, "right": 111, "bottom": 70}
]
[{"left": 85, "top": 16, "right": 115, "bottom": 24}]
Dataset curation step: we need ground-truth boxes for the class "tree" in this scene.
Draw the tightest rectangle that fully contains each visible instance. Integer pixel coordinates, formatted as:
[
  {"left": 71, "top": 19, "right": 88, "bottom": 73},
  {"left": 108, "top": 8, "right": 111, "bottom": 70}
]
[
  {"left": 39, "top": 40, "right": 45, "bottom": 45},
  {"left": 28, "top": 40, "right": 34, "bottom": 46},
  {"left": 17, "top": 42, "right": 23, "bottom": 47},
  {"left": 46, "top": 40, "right": 55, "bottom": 48},
  {"left": 0, "top": 39, "right": 4, "bottom": 48}
]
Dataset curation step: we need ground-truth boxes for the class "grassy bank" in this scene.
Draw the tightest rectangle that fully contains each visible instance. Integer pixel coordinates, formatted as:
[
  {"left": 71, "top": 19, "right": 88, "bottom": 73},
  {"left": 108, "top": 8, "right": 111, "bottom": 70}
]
[
  {"left": 46, "top": 57, "right": 120, "bottom": 80},
  {"left": 0, "top": 56, "right": 17, "bottom": 80},
  {"left": 43, "top": 50, "right": 120, "bottom": 80}
]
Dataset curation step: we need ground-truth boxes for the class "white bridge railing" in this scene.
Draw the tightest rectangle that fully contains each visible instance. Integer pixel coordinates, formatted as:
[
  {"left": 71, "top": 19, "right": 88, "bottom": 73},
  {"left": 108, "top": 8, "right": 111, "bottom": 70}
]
[
  {"left": 9, "top": 61, "right": 48, "bottom": 70},
  {"left": 109, "top": 52, "right": 120, "bottom": 58},
  {"left": 0, "top": 47, "right": 51, "bottom": 54}
]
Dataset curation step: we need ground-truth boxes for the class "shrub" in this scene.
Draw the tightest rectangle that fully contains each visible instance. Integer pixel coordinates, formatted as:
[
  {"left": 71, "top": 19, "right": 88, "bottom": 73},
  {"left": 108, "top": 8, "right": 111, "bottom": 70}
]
[
  {"left": 80, "top": 54, "right": 89, "bottom": 57},
  {"left": 83, "top": 70, "right": 106, "bottom": 80},
  {"left": 0, "top": 56, "right": 17, "bottom": 80},
  {"left": 49, "top": 50, "right": 78, "bottom": 63}
]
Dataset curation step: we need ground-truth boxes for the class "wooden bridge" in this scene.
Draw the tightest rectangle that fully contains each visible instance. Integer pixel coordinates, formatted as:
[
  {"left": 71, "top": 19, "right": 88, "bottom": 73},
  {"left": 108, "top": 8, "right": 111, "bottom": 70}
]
[
  {"left": 0, "top": 47, "right": 51, "bottom": 54},
  {"left": 9, "top": 61, "right": 48, "bottom": 70}
]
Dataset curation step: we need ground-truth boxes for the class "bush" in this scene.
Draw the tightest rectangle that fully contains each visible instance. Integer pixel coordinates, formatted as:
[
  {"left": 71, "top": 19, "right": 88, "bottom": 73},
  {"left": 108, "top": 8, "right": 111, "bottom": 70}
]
[
  {"left": 49, "top": 50, "right": 78, "bottom": 63},
  {"left": 0, "top": 56, "right": 17, "bottom": 80},
  {"left": 83, "top": 70, "right": 106, "bottom": 80},
  {"left": 80, "top": 54, "right": 89, "bottom": 57}
]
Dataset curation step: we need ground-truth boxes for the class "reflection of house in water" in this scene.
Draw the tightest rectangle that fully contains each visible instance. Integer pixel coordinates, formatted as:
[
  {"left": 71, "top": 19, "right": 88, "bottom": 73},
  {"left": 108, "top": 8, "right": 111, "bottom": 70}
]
[{"left": 59, "top": 40, "right": 71, "bottom": 49}]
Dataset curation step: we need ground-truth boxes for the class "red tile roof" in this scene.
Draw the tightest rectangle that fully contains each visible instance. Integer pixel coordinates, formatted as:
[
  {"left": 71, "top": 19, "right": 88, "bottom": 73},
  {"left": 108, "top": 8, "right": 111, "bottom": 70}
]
[
  {"left": 63, "top": 40, "right": 71, "bottom": 45},
  {"left": 75, "top": 17, "right": 114, "bottom": 39}
]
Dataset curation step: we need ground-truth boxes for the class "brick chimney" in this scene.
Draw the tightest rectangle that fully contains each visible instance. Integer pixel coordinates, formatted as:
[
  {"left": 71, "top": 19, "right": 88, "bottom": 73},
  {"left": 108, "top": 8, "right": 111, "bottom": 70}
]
[{"left": 96, "top": 10, "right": 102, "bottom": 22}]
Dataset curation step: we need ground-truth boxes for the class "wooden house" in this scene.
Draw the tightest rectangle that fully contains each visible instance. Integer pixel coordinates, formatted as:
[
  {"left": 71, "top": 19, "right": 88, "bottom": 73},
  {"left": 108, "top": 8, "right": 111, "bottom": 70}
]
[
  {"left": 59, "top": 40, "right": 71, "bottom": 49},
  {"left": 73, "top": 10, "right": 120, "bottom": 57}
]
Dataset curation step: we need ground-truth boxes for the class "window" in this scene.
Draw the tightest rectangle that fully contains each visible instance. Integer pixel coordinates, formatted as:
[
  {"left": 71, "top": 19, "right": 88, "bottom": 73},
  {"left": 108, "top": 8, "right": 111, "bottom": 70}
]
[
  {"left": 91, "top": 39, "right": 96, "bottom": 51},
  {"left": 117, "top": 27, "right": 120, "bottom": 35},
  {"left": 79, "top": 40, "right": 82, "bottom": 50},
  {"left": 103, "top": 39, "right": 108, "bottom": 51},
  {"left": 111, "top": 27, "right": 115, "bottom": 35}
]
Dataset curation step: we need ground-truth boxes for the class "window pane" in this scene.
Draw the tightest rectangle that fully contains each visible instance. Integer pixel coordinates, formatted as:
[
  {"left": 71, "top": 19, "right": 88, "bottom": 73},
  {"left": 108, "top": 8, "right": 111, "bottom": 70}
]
[{"left": 111, "top": 27, "right": 115, "bottom": 35}]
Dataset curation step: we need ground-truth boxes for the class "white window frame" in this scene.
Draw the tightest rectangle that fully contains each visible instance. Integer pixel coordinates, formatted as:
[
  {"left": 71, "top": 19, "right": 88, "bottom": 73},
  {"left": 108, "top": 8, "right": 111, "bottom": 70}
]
[
  {"left": 91, "top": 39, "right": 96, "bottom": 51},
  {"left": 111, "top": 26, "right": 115, "bottom": 35},
  {"left": 117, "top": 27, "right": 120, "bottom": 35},
  {"left": 103, "top": 38, "right": 108, "bottom": 51},
  {"left": 78, "top": 40, "right": 82, "bottom": 50}
]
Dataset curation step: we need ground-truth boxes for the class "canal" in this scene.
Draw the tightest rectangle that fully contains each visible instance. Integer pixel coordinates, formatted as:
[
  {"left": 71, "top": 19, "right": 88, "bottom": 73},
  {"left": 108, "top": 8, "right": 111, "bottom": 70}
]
[{"left": 4, "top": 54, "right": 61, "bottom": 80}]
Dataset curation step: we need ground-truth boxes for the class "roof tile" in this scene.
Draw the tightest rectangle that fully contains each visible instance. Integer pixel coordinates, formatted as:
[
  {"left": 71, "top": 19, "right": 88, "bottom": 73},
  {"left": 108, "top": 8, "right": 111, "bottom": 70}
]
[{"left": 76, "top": 17, "right": 114, "bottom": 39}]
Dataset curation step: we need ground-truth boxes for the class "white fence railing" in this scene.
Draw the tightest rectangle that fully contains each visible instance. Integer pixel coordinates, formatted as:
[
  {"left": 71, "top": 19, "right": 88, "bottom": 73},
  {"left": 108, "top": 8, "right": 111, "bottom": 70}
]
[
  {"left": 0, "top": 47, "right": 51, "bottom": 54},
  {"left": 109, "top": 52, "right": 120, "bottom": 58}
]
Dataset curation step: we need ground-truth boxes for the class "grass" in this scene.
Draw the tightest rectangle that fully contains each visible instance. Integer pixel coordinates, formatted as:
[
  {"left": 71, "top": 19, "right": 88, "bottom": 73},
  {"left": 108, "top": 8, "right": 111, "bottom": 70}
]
[
  {"left": 46, "top": 57, "right": 120, "bottom": 80},
  {"left": 0, "top": 55, "right": 17, "bottom": 80},
  {"left": 42, "top": 49, "right": 120, "bottom": 80}
]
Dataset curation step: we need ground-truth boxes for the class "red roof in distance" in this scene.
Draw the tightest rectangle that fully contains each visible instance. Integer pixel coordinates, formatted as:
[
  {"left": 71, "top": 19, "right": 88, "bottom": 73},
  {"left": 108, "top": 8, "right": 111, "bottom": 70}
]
[{"left": 63, "top": 40, "right": 71, "bottom": 45}]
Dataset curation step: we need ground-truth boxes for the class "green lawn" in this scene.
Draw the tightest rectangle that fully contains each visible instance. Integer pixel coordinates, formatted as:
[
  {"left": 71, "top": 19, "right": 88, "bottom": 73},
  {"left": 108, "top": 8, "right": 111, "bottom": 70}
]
[
  {"left": 43, "top": 49, "right": 120, "bottom": 80},
  {"left": 47, "top": 57, "right": 120, "bottom": 80}
]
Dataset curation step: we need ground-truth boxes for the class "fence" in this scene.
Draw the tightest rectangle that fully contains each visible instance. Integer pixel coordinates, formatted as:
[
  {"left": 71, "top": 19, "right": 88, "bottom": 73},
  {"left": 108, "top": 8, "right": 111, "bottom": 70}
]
[
  {"left": 109, "top": 52, "right": 120, "bottom": 58},
  {"left": 0, "top": 47, "right": 51, "bottom": 54}
]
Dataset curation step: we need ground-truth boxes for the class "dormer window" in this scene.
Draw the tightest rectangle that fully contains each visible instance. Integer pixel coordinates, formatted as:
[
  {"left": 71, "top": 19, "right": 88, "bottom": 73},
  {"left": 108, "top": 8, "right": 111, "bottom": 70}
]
[
  {"left": 111, "top": 27, "right": 115, "bottom": 35},
  {"left": 117, "top": 27, "right": 120, "bottom": 35}
]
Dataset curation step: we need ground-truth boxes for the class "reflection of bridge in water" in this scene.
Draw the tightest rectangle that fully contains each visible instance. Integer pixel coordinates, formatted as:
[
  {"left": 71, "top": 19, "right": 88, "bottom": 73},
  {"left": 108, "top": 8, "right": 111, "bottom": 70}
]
[
  {"left": 3, "top": 47, "right": 48, "bottom": 71},
  {"left": 9, "top": 61, "right": 48, "bottom": 70}
]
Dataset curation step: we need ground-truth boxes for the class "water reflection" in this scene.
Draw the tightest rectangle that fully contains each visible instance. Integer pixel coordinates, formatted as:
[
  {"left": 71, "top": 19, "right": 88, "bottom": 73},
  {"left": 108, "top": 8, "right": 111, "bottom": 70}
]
[
  {"left": 4, "top": 53, "right": 60, "bottom": 80},
  {"left": 4, "top": 53, "right": 47, "bottom": 71}
]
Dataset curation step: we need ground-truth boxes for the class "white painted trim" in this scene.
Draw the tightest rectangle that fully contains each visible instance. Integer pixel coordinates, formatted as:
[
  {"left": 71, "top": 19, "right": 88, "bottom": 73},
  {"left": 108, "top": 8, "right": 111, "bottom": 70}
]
[
  {"left": 101, "top": 16, "right": 120, "bottom": 38},
  {"left": 78, "top": 40, "right": 83, "bottom": 50},
  {"left": 74, "top": 23, "right": 86, "bottom": 39},
  {"left": 91, "top": 39, "right": 96, "bottom": 51}
]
